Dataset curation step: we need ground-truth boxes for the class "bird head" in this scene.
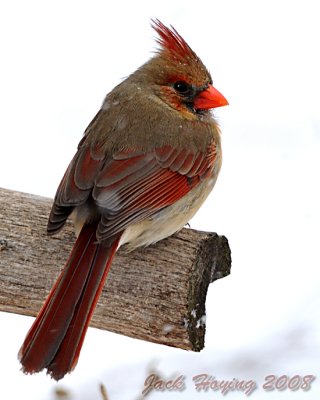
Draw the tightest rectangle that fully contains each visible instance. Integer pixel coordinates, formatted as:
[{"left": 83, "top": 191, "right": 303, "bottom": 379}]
[{"left": 133, "top": 19, "right": 228, "bottom": 116}]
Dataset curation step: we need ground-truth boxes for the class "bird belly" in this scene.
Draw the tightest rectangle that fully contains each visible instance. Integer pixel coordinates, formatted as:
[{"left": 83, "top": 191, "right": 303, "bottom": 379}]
[{"left": 120, "top": 175, "right": 217, "bottom": 250}]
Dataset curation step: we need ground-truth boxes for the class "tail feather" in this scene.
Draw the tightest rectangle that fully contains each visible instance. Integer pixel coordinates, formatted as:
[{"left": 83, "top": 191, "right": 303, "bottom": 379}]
[{"left": 19, "top": 223, "right": 120, "bottom": 380}]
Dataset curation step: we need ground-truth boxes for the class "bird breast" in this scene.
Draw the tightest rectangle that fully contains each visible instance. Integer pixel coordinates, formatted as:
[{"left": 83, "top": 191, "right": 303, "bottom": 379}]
[{"left": 119, "top": 172, "right": 220, "bottom": 251}]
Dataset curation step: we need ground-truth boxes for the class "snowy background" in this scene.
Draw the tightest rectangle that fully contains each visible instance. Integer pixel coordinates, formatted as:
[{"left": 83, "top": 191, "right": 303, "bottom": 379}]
[{"left": 1, "top": 0, "right": 320, "bottom": 399}]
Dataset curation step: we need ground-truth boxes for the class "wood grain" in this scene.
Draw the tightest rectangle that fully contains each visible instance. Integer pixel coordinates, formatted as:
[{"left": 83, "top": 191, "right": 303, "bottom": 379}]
[{"left": 0, "top": 187, "right": 231, "bottom": 351}]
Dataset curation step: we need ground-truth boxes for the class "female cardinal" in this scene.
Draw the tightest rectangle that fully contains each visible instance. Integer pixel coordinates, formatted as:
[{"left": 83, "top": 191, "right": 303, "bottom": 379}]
[{"left": 18, "top": 19, "right": 228, "bottom": 380}]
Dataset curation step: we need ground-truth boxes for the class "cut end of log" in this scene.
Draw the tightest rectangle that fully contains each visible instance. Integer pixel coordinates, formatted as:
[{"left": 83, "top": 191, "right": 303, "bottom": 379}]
[{"left": 187, "top": 233, "right": 231, "bottom": 351}]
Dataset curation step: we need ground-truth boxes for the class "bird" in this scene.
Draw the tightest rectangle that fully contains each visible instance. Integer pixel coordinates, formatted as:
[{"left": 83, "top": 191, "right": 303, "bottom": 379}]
[{"left": 18, "top": 19, "right": 228, "bottom": 381}]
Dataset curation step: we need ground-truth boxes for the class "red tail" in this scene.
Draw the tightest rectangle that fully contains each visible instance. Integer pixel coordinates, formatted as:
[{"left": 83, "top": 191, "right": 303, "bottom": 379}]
[{"left": 18, "top": 223, "right": 120, "bottom": 381}]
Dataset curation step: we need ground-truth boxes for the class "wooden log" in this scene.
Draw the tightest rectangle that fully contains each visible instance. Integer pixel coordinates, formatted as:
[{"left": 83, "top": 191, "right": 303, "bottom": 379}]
[{"left": 0, "top": 187, "right": 231, "bottom": 351}]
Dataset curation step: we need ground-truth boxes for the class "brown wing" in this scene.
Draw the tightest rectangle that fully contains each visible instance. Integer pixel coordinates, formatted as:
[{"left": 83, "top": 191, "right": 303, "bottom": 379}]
[{"left": 48, "top": 141, "right": 216, "bottom": 239}]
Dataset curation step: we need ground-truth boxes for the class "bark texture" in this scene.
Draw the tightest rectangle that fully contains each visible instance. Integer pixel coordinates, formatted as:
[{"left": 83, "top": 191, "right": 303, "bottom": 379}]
[{"left": 0, "top": 187, "right": 231, "bottom": 351}]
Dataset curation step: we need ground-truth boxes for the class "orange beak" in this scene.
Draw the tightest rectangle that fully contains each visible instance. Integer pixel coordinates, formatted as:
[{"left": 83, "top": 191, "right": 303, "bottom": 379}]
[{"left": 194, "top": 84, "right": 228, "bottom": 110}]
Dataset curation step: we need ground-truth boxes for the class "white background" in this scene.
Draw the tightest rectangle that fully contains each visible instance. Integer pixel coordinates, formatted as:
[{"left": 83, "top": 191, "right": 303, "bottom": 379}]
[{"left": 0, "top": 0, "right": 319, "bottom": 399}]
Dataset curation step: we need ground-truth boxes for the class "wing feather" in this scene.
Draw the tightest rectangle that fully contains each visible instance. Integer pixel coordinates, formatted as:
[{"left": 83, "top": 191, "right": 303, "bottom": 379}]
[{"left": 48, "top": 142, "right": 216, "bottom": 239}]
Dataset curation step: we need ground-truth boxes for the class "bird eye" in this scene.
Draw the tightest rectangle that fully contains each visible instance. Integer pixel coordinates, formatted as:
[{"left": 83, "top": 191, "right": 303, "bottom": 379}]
[{"left": 173, "top": 81, "right": 193, "bottom": 96}]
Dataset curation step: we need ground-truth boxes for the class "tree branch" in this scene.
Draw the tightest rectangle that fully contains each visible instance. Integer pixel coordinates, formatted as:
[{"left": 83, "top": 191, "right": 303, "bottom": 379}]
[{"left": 0, "top": 187, "right": 231, "bottom": 351}]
